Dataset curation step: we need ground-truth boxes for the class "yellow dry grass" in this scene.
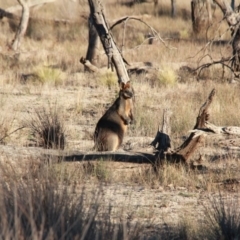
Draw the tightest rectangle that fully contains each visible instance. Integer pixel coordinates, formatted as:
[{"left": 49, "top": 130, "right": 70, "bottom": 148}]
[{"left": 1, "top": 0, "right": 240, "bottom": 237}]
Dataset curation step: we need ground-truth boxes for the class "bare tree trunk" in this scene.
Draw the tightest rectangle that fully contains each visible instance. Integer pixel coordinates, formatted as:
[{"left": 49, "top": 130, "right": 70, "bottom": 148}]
[
  {"left": 213, "top": 0, "right": 240, "bottom": 73},
  {"left": 206, "top": 0, "right": 212, "bottom": 23},
  {"left": 88, "top": 0, "right": 130, "bottom": 84},
  {"left": 171, "top": 0, "right": 177, "bottom": 18},
  {"left": 231, "top": 0, "right": 235, "bottom": 10},
  {"left": 153, "top": 0, "right": 158, "bottom": 16},
  {"left": 191, "top": 0, "right": 213, "bottom": 35},
  {"left": 11, "top": 0, "right": 30, "bottom": 51},
  {"left": 84, "top": 17, "right": 100, "bottom": 71},
  {"left": 191, "top": 0, "right": 199, "bottom": 34}
]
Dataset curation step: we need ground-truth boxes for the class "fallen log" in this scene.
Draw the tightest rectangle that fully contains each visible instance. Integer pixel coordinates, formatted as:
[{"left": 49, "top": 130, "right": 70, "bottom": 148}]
[{"left": 152, "top": 89, "right": 215, "bottom": 164}]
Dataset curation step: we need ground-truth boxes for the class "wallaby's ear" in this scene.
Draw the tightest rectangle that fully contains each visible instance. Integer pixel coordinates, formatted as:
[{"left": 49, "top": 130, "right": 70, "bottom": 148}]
[
  {"left": 124, "top": 81, "right": 131, "bottom": 89},
  {"left": 120, "top": 81, "right": 131, "bottom": 90},
  {"left": 120, "top": 82, "right": 125, "bottom": 90}
]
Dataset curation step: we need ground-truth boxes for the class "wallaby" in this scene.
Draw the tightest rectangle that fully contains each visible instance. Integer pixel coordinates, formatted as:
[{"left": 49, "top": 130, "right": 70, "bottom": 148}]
[{"left": 94, "top": 81, "right": 134, "bottom": 151}]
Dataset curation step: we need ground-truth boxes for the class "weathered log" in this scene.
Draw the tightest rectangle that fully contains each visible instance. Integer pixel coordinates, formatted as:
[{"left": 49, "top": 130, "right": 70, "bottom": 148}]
[
  {"left": 88, "top": 0, "right": 130, "bottom": 84},
  {"left": 127, "top": 61, "right": 158, "bottom": 75},
  {"left": 80, "top": 57, "right": 99, "bottom": 72},
  {"left": 191, "top": 121, "right": 240, "bottom": 136},
  {"left": 153, "top": 89, "right": 216, "bottom": 164}
]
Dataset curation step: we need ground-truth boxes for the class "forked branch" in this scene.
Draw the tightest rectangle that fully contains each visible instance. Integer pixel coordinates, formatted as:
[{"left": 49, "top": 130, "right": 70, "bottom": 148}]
[{"left": 88, "top": 0, "right": 130, "bottom": 84}]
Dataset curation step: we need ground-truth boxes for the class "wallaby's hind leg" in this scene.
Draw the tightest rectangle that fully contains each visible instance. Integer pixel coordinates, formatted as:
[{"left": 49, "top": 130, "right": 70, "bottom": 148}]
[{"left": 105, "top": 134, "right": 119, "bottom": 151}]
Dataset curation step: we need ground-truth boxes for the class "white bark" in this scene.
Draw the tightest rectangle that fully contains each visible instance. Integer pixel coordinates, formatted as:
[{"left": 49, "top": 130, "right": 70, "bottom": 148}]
[
  {"left": 11, "top": 0, "right": 30, "bottom": 51},
  {"left": 6, "top": 0, "right": 55, "bottom": 13}
]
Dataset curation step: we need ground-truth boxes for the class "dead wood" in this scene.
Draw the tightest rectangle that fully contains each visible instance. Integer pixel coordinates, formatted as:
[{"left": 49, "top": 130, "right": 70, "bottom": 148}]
[
  {"left": 191, "top": 121, "right": 240, "bottom": 137},
  {"left": 6, "top": 0, "right": 56, "bottom": 14},
  {"left": 0, "top": 8, "right": 16, "bottom": 20},
  {"left": 80, "top": 57, "right": 99, "bottom": 72},
  {"left": 3, "top": 0, "right": 56, "bottom": 50},
  {"left": 151, "top": 109, "right": 172, "bottom": 159},
  {"left": 109, "top": 16, "right": 172, "bottom": 49},
  {"left": 191, "top": 57, "right": 237, "bottom": 80},
  {"left": 84, "top": 17, "right": 100, "bottom": 71},
  {"left": 153, "top": 89, "right": 216, "bottom": 164},
  {"left": 191, "top": 0, "right": 213, "bottom": 34},
  {"left": 127, "top": 61, "right": 158, "bottom": 75},
  {"left": 88, "top": 0, "right": 130, "bottom": 84},
  {"left": 194, "top": 0, "right": 240, "bottom": 77},
  {"left": 62, "top": 151, "right": 155, "bottom": 164},
  {"left": 11, "top": 0, "right": 30, "bottom": 51}
]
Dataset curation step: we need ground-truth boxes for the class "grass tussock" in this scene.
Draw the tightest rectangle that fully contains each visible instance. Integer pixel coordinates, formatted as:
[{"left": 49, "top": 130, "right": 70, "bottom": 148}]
[
  {"left": 27, "top": 105, "right": 65, "bottom": 149},
  {"left": 2, "top": 160, "right": 240, "bottom": 240},
  {"left": 100, "top": 71, "right": 118, "bottom": 89},
  {"left": 157, "top": 66, "right": 178, "bottom": 87},
  {"left": 0, "top": 163, "right": 142, "bottom": 240},
  {"left": 34, "top": 65, "right": 66, "bottom": 86},
  {"left": 201, "top": 192, "right": 240, "bottom": 239}
]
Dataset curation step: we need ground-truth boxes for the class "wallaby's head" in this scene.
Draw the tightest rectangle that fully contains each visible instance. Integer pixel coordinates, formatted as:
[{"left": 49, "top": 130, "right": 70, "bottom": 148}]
[{"left": 119, "top": 81, "right": 134, "bottom": 99}]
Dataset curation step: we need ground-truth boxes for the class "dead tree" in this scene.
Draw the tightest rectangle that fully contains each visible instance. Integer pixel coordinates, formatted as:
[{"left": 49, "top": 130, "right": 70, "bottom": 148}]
[
  {"left": 213, "top": 0, "right": 240, "bottom": 73},
  {"left": 8, "top": 0, "right": 56, "bottom": 51},
  {"left": 193, "top": 0, "right": 240, "bottom": 77},
  {"left": 152, "top": 89, "right": 215, "bottom": 164},
  {"left": 11, "top": 0, "right": 30, "bottom": 51},
  {"left": 191, "top": 0, "right": 213, "bottom": 35},
  {"left": 88, "top": 0, "right": 130, "bottom": 84},
  {"left": 171, "top": 0, "right": 177, "bottom": 18}
]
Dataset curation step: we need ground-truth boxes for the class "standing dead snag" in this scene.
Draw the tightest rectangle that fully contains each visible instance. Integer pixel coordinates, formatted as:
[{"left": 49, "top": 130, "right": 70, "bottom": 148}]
[
  {"left": 11, "top": 0, "right": 30, "bottom": 51},
  {"left": 88, "top": 0, "right": 130, "bottom": 84},
  {"left": 82, "top": 17, "right": 100, "bottom": 72},
  {"left": 9, "top": 0, "right": 56, "bottom": 51},
  {"left": 153, "top": 89, "right": 216, "bottom": 164},
  {"left": 151, "top": 109, "right": 172, "bottom": 159}
]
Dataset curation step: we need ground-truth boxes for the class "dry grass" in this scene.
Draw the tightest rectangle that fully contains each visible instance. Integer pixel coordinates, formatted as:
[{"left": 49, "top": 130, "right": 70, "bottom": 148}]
[
  {"left": 1, "top": 0, "right": 240, "bottom": 236},
  {"left": 26, "top": 105, "right": 65, "bottom": 149}
]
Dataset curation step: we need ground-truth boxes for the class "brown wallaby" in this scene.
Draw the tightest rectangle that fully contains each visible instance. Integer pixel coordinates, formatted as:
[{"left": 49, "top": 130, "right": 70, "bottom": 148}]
[{"left": 94, "top": 81, "right": 134, "bottom": 151}]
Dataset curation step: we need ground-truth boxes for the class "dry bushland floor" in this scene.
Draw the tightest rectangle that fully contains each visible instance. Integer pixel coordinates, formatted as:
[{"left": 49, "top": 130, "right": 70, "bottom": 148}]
[{"left": 1, "top": 0, "right": 240, "bottom": 235}]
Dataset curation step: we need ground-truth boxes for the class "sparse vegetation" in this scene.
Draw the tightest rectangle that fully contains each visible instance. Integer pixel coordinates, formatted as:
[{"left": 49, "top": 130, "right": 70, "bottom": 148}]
[
  {"left": 156, "top": 66, "right": 177, "bottom": 87},
  {"left": 99, "top": 71, "right": 118, "bottom": 89},
  {"left": 26, "top": 105, "right": 65, "bottom": 149},
  {"left": 1, "top": 0, "right": 240, "bottom": 238},
  {"left": 34, "top": 65, "right": 66, "bottom": 86}
]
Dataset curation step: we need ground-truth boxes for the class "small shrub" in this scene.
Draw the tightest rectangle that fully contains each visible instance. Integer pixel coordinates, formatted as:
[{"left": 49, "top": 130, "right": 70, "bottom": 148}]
[
  {"left": 34, "top": 65, "right": 65, "bottom": 86},
  {"left": 27, "top": 105, "right": 65, "bottom": 149},
  {"left": 0, "top": 165, "right": 142, "bottom": 240},
  {"left": 157, "top": 67, "right": 177, "bottom": 87},
  {"left": 100, "top": 71, "right": 118, "bottom": 89},
  {"left": 202, "top": 192, "right": 240, "bottom": 239}
]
